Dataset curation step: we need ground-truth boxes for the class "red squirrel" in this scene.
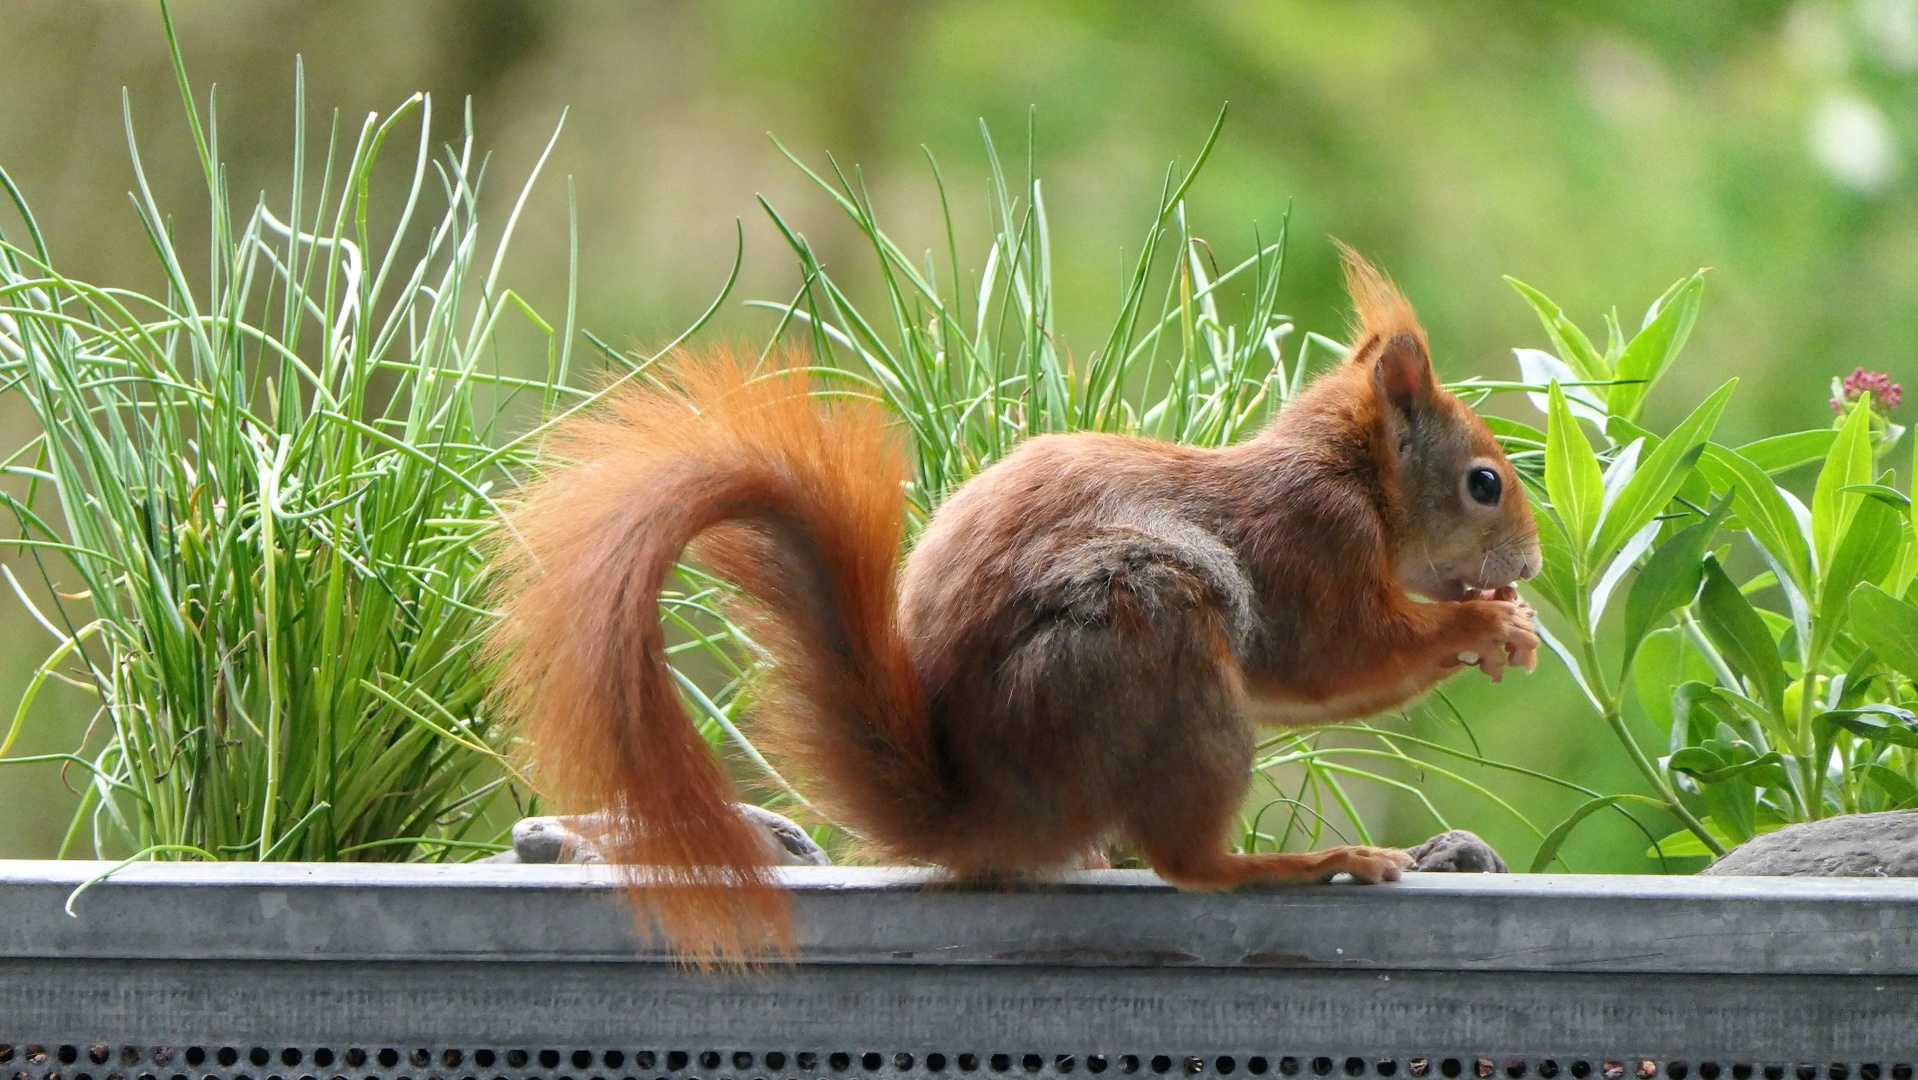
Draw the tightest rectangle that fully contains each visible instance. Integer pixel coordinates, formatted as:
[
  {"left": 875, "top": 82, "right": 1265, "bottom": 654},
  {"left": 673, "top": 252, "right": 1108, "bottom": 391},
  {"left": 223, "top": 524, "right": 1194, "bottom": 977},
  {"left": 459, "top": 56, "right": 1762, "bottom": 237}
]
[{"left": 487, "top": 248, "right": 1542, "bottom": 961}]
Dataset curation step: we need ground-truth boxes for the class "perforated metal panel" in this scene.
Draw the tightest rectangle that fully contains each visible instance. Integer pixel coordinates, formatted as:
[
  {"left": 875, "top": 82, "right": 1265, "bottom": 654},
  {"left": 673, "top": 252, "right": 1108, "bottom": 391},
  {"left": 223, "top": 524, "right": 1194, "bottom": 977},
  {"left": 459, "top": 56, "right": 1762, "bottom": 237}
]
[
  {"left": 12, "top": 1043, "right": 1910, "bottom": 1080},
  {"left": 3, "top": 864, "right": 1915, "bottom": 1071}
]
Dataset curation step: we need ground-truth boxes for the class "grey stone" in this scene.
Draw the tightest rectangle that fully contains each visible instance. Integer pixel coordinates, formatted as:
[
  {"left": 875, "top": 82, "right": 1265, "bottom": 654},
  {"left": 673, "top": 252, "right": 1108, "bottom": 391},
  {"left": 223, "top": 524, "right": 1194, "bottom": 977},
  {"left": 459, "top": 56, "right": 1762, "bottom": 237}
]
[
  {"left": 1701, "top": 810, "right": 1918, "bottom": 877},
  {"left": 512, "top": 815, "right": 590, "bottom": 863},
  {"left": 508, "top": 804, "right": 831, "bottom": 867},
  {"left": 1406, "top": 829, "right": 1508, "bottom": 873},
  {"left": 736, "top": 802, "right": 833, "bottom": 866}
]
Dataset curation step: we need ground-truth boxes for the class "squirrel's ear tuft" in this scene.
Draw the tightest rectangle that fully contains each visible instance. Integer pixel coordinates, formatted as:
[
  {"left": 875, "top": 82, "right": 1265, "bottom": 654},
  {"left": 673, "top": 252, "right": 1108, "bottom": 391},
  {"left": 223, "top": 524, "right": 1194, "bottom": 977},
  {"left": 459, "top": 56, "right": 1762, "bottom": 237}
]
[
  {"left": 1373, "top": 333, "right": 1434, "bottom": 413},
  {"left": 1336, "top": 241, "right": 1428, "bottom": 362}
]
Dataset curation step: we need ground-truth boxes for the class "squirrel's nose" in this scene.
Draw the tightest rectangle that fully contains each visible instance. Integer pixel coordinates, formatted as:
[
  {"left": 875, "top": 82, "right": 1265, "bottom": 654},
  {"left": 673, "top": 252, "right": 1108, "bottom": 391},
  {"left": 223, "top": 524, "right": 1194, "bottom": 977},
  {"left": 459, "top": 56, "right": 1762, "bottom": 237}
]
[{"left": 1517, "top": 549, "right": 1542, "bottom": 581}]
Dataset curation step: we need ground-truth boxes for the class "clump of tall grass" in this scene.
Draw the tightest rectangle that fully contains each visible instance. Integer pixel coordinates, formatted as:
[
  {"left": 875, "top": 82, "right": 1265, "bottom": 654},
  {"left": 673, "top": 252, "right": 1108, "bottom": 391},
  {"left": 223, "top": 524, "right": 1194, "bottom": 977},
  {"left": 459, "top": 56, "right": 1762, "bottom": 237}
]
[{"left": 0, "top": 13, "right": 615, "bottom": 864}]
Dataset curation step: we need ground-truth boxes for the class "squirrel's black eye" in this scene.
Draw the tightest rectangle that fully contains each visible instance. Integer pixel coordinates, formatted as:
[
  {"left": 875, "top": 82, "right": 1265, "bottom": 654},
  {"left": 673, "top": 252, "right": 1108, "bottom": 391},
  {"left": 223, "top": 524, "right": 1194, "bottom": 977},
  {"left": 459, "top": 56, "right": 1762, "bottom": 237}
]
[{"left": 1467, "top": 467, "right": 1502, "bottom": 506}]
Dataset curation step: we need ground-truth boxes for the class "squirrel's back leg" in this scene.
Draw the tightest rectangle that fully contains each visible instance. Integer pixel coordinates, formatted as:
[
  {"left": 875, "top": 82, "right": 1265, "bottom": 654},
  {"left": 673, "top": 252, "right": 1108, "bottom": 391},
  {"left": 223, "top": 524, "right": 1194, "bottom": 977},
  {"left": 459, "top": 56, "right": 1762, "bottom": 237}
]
[
  {"left": 1017, "top": 520, "right": 1412, "bottom": 889},
  {"left": 927, "top": 518, "right": 1252, "bottom": 873},
  {"left": 1129, "top": 783, "right": 1414, "bottom": 888}
]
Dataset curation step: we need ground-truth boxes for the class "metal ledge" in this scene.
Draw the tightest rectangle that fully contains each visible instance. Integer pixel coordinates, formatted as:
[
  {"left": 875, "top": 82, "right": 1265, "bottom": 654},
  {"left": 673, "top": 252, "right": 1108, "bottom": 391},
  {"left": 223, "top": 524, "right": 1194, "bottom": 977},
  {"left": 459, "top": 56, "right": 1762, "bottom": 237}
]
[
  {"left": 3, "top": 862, "right": 1917, "bottom": 1064},
  {"left": 1, "top": 861, "right": 1916, "bottom": 973}
]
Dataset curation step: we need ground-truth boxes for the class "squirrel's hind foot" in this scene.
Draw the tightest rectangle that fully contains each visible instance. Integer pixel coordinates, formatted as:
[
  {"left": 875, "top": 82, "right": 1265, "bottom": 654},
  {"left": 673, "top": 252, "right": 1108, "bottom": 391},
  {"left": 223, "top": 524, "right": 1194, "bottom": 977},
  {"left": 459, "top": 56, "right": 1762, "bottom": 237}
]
[{"left": 1153, "top": 845, "right": 1414, "bottom": 889}]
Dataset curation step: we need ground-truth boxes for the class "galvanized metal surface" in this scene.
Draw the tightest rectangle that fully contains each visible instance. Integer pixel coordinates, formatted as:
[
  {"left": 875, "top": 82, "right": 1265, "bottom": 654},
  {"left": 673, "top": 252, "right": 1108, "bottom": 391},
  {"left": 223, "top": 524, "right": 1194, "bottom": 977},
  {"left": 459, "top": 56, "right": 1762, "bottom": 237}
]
[{"left": 1, "top": 862, "right": 1915, "bottom": 1071}]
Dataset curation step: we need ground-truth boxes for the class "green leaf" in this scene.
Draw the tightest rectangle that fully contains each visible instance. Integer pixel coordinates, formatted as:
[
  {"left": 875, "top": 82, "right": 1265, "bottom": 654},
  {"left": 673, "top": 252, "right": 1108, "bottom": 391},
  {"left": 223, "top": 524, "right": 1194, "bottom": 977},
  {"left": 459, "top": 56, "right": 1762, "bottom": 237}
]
[
  {"left": 1635, "top": 631, "right": 1714, "bottom": 743},
  {"left": 1736, "top": 430, "right": 1838, "bottom": 475},
  {"left": 1592, "top": 379, "right": 1734, "bottom": 565},
  {"left": 1621, "top": 494, "right": 1732, "bottom": 672},
  {"left": 1813, "top": 400, "right": 1876, "bottom": 581},
  {"left": 1849, "top": 583, "right": 1918, "bottom": 678},
  {"left": 1529, "top": 792, "right": 1669, "bottom": 873},
  {"left": 1609, "top": 272, "right": 1704, "bottom": 422},
  {"left": 1483, "top": 414, "right": 1547, "bottom": 450},
  {"left": 1645, "top": 822, "right": 1738, "bottom": 859},
  {"left": 1838, "top": 649, "right": 1883, "bottom": 708},
  {"left": 1671, "top": 679, "right": 1732, "bottom": 748},
  {"left": 1646, "top": 817, "right": 1788, "bottom": 859},
  {"left": 1839, "top": 483, "right": 1912, "bottom": 516},
  {"left": 1862, "top": 763, "right": 1918, "bottom": 807},
  {"left": 1506, "top": 277, "right": 1611, "bottom": 386},
  {"left": 1890, "top": 530, "right": 1918, "bottom": 601},
  {"left": 1696, "top": 554, "right": 1789, "bottom": 717},
  {"left": 1812, "top": 705, "right": 1918, "bottom": 748},
  {"left": 1819, "top": 494, "right": 1903, "bottom": 625},
  {"left": 1525, "top": 507, "right": 1581, "bottom": 623},
  {"left": 1669, "top": 742, "right": 1790, "bottom": 789},
  {"left": 1697, "top": 444, "right": 1813, "bottom": 594},
  {"left": 1605, "top": 415, "right": 1658, "bottom": 448},
  {"left": 1667, "top": 746, "right": 1727, "bottom": 774},
  {"left": 1545, "top": 380, "right": 1606, "bottom": 557}
]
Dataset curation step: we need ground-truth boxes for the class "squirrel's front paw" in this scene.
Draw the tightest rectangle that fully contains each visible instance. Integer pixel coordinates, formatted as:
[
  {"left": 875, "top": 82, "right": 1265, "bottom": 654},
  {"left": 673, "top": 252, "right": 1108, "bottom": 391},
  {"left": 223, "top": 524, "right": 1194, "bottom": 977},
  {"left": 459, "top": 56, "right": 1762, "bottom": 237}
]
[
  {"left": 1457, "top": 597, "right": 1539, "bottom": 683},
  {"left": 1321, "top": 845, "right": 1416, "bottom": 884}
]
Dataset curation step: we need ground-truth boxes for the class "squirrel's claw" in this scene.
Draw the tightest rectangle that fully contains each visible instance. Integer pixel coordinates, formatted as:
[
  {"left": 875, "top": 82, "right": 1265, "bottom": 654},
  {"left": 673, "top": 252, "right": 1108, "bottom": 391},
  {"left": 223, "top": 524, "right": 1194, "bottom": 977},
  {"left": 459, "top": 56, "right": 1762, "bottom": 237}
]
[
  {"left": 1323, "top": 845, "right": 1416, "bottom": 884},
  {"left": 1450, "top": 593, "right": 1537, "bottom": 684}
]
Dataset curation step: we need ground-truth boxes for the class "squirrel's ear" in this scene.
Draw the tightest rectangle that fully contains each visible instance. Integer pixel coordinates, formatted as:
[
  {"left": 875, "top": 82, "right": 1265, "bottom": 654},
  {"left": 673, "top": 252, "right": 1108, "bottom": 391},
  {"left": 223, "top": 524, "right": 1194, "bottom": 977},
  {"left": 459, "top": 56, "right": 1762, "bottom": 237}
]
[{"left": 1372, "top": 333, "right": 1434, "bottom": 414}]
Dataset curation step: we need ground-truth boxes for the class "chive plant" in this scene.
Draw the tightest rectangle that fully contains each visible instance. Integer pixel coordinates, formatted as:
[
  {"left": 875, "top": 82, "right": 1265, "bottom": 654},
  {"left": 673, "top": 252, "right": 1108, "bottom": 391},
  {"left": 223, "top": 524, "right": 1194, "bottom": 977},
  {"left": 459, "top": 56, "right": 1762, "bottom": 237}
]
[{"left": 0, "top": 13, "right": 605, "bottom": 864}]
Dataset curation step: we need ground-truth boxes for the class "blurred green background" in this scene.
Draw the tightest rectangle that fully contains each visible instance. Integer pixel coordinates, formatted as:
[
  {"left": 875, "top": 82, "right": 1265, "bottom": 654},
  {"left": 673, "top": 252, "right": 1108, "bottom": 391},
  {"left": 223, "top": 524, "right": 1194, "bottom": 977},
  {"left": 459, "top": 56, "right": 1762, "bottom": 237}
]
[{"left": 1, "top": 0, "right": 1912, "bottom": 870}]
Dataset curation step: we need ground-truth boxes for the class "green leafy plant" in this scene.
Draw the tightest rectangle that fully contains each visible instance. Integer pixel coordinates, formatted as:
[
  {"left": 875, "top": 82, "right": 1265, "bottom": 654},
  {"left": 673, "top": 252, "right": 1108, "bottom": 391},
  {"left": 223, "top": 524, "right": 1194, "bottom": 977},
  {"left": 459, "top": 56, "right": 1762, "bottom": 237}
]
[
  {"left": 0, "top": 14, "right": 598, "bottom": 864},
  {"left": 1508, "top": 274, "right": 1917, "bottom": 867}
]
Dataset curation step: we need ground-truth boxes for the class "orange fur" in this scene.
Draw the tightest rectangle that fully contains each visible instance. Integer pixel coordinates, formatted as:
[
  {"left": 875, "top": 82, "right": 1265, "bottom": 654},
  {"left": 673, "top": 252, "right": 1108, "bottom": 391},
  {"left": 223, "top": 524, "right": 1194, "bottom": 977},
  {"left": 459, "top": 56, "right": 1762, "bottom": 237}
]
[
  {"left": 488, "top": 252, "right": 1543, "bottom": 962},
  {"left": 486, "top": 356, "right": 936, "bottom": 963}
]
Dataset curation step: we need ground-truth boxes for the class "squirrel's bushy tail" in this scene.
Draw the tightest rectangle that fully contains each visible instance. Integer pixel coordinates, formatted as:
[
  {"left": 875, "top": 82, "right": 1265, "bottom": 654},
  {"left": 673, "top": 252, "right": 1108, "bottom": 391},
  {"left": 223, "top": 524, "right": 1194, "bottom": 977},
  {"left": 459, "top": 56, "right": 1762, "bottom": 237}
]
[{"left": 486, "top": 353, "right": 942, "bottom": 963}]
